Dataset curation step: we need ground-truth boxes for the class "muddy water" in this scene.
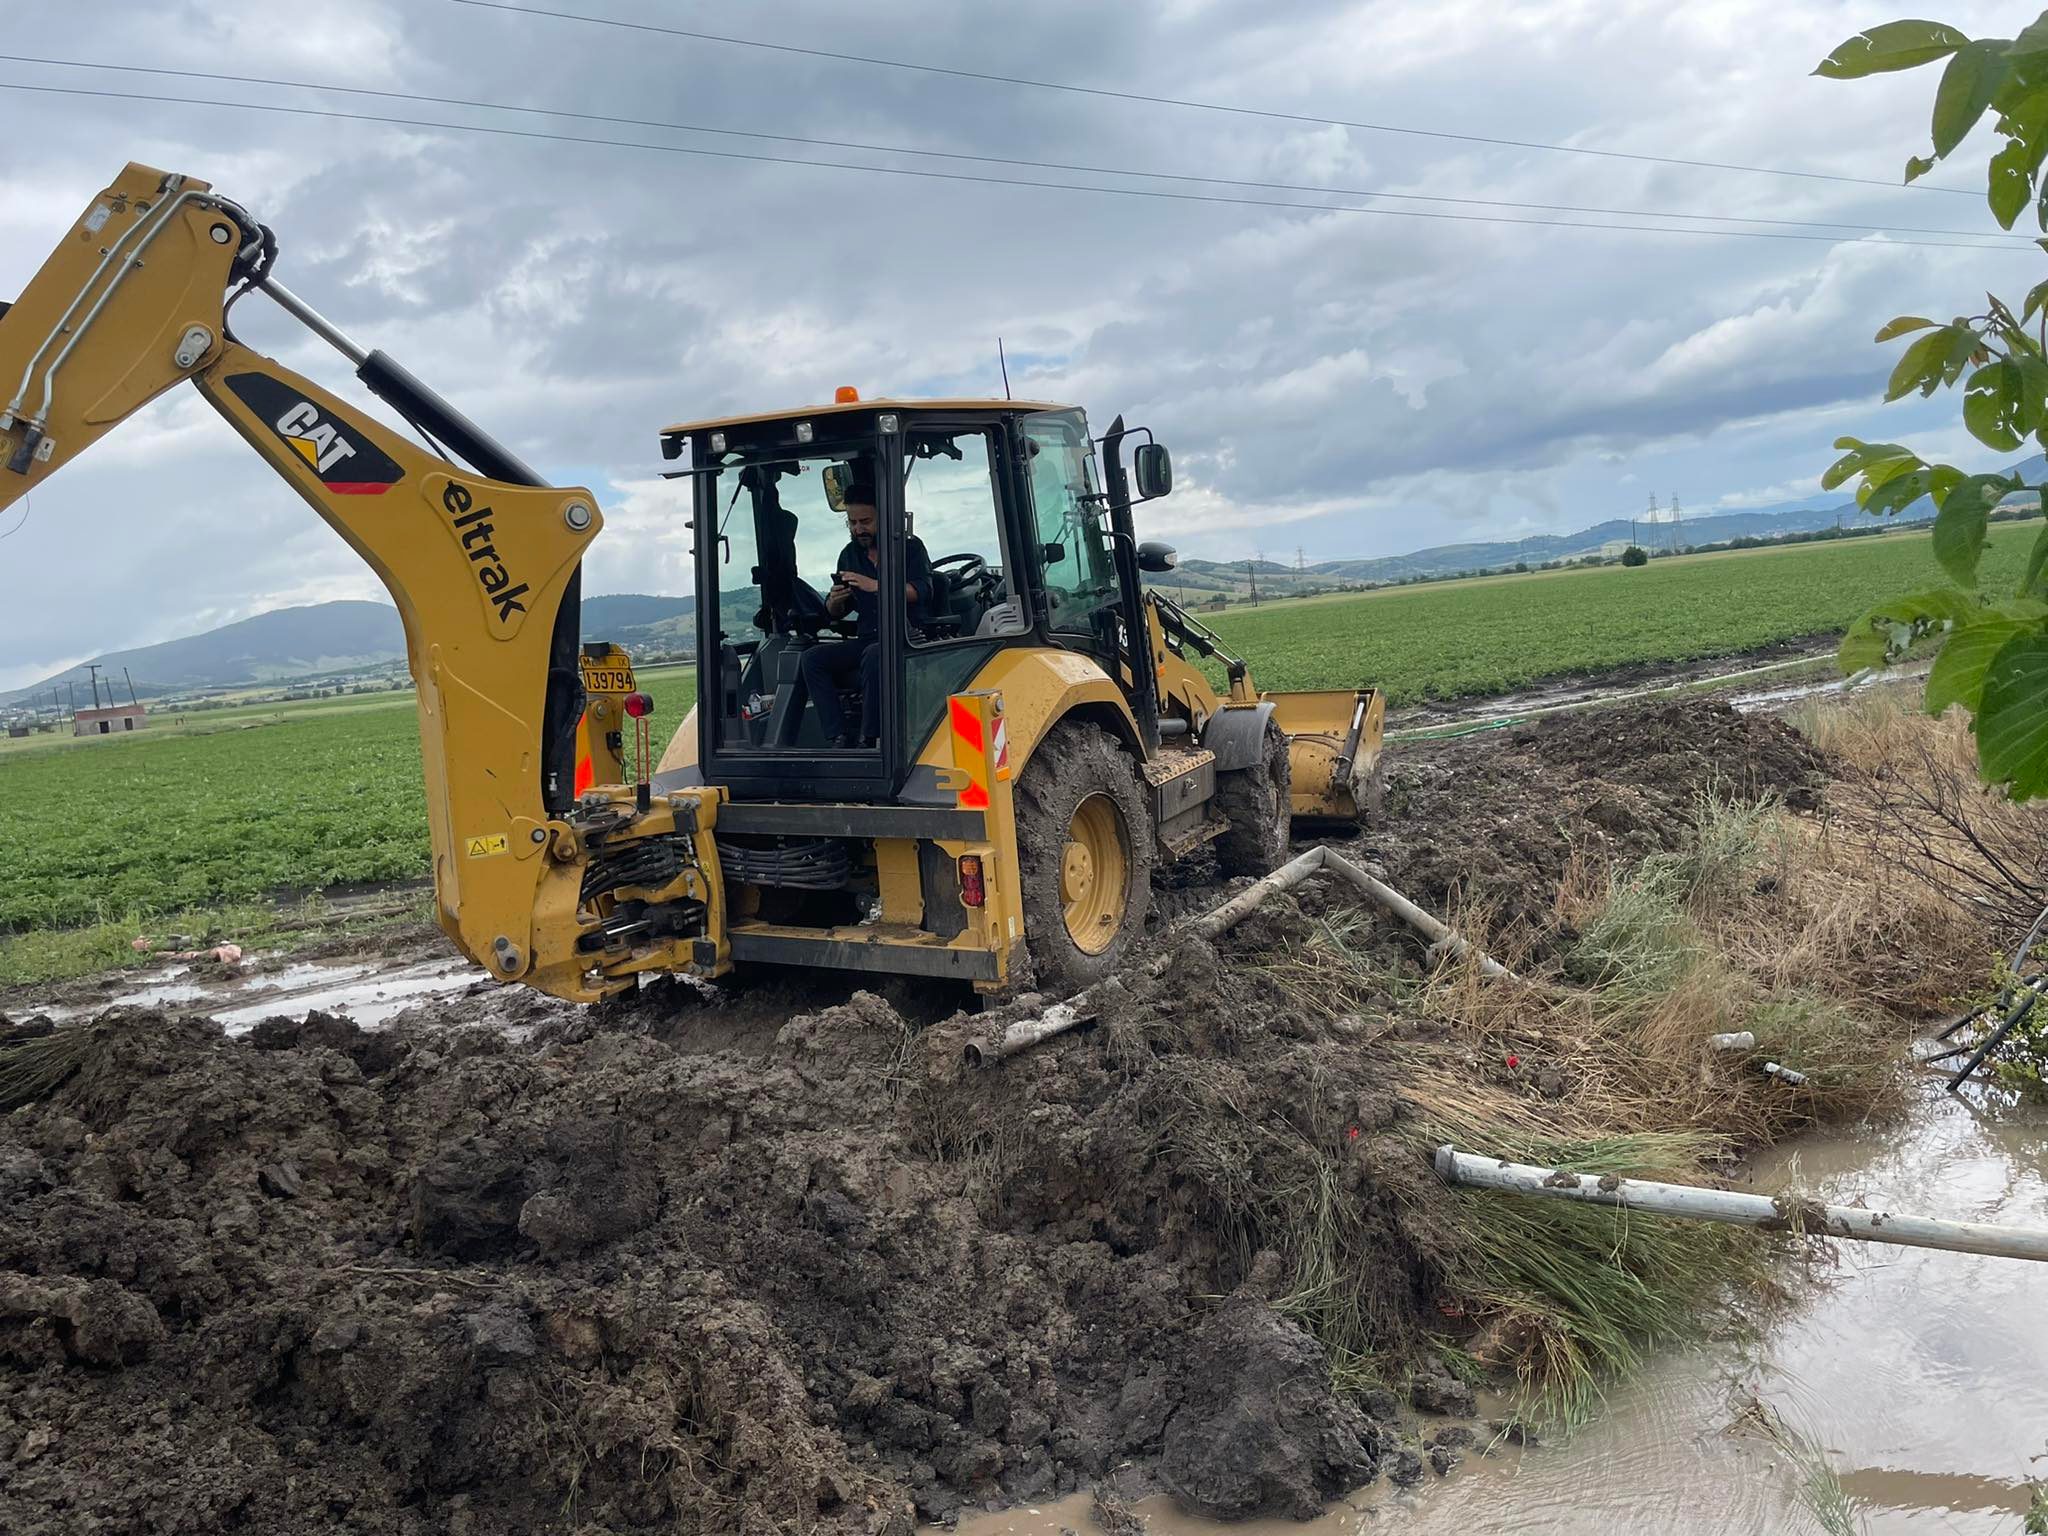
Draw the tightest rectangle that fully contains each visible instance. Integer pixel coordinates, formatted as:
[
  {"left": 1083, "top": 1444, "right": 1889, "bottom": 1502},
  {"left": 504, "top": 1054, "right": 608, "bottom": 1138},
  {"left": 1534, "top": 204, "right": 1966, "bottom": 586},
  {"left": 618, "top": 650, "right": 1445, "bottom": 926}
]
[
  {"left": 40, "top": 952, "right": 489, "bottom": 1030},
  {"left": 948, "top": 1080, "right": 2048, "bottom": 1536}
]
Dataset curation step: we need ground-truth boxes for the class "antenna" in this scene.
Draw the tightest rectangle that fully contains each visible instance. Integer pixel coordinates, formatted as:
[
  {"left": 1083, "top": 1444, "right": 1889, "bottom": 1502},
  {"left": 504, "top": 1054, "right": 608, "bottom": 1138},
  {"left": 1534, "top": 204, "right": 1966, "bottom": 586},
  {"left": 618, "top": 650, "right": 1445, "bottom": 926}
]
[{"left": 997, "top": 337, "right": 1013, "bottom": 401}]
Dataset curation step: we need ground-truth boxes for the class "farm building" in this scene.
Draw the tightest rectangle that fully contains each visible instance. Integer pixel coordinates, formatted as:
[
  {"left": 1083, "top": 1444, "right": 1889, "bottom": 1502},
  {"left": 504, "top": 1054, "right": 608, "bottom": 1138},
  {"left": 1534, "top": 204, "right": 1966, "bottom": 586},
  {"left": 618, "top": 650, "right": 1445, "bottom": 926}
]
[{"left": 72, "top": 703, "right": 146, "bottom": 737}]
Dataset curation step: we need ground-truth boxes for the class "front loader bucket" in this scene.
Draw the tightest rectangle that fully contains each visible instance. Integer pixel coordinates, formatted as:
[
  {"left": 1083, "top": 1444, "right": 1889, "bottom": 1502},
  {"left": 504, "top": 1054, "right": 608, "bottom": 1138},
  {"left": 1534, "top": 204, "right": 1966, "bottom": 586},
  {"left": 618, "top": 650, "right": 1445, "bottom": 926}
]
[{"left": 1267, "top": 687, "right": 1385, "bottom": 823}]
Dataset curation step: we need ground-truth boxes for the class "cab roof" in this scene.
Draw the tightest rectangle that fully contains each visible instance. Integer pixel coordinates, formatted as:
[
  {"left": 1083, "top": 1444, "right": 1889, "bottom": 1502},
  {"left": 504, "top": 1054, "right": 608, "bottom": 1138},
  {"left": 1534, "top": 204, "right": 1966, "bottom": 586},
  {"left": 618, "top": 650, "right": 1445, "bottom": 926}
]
[{"left": 662, "top": 396, "right": 1074, "bottom": 437}]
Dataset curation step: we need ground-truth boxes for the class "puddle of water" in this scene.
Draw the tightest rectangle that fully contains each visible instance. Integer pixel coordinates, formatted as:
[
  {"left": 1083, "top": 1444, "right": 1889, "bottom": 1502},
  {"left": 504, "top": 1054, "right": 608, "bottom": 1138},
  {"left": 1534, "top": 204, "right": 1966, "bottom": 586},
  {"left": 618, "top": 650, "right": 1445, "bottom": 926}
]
[
  {"left": 211, "top": 955, "right": 486, "bottom": 1032},
  {"left": 947, "top": 1080, "right": 2048, "bottom": 1536},
  {"left": 38, "top": 955, "right": 491, "bottom": 1031}
]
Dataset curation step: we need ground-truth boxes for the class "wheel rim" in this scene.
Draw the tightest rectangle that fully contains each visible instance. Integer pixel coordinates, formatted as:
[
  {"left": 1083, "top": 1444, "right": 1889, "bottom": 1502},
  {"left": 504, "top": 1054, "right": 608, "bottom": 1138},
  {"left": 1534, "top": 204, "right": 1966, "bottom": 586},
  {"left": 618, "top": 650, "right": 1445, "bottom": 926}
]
[{"left": 1060, "top": 792, "right": 1130, "bottom": 955}]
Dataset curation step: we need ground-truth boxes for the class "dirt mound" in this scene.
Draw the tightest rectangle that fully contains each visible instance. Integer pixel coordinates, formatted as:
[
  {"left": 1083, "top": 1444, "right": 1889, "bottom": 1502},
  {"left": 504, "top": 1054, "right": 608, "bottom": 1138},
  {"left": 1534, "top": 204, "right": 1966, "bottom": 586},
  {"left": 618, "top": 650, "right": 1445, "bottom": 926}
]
[
  {"left": 1369, "top": 699, "right": 1829, "bottom": 942},
  {"left": 0, "top": 920, "right": 1443, "bottom": 1534}
]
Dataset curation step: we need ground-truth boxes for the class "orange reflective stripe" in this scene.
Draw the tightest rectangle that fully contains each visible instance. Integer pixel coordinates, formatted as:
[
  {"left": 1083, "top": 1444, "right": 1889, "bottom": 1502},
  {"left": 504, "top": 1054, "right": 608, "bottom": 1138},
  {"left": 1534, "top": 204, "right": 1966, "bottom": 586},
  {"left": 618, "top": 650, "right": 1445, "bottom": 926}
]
[
  {"left": 949, "top": 695, "right": 984, "bottom": 752},
  {"left": 573, "top": 717, "right": 595, "bottom": 795}
]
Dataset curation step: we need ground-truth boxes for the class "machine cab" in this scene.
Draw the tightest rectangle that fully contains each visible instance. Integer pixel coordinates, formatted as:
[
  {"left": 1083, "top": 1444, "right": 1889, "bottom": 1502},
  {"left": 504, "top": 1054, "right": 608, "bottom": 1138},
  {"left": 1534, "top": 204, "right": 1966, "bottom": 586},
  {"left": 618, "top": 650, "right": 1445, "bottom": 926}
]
[{"left": 660, "top": 396, "right": 1131, "bottom": 803}]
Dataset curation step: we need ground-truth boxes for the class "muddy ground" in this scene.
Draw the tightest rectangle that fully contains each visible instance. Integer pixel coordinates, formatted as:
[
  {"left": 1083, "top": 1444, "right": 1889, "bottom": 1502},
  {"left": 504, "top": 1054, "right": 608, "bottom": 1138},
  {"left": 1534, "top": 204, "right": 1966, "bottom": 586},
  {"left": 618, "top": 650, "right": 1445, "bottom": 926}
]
[{"left": 0, "top": 700, "right": 1834, "bottom": 1535}]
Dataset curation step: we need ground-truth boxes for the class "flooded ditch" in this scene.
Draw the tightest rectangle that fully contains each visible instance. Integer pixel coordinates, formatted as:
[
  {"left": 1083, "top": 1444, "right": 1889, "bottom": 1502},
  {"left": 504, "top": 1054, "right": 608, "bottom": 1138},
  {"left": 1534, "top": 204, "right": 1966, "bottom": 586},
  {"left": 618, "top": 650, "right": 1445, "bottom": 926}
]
[{"left": 947, "top": 1076, "right": 2048, "bottom": 1536}]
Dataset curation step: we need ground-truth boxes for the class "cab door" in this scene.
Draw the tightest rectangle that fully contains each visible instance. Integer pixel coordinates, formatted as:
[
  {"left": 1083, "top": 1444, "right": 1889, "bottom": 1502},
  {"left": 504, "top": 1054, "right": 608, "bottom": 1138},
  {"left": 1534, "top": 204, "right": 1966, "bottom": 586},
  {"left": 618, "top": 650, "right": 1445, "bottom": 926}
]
[{"left": 1018, "top": 408, "right": 1121, "bottom": 657}]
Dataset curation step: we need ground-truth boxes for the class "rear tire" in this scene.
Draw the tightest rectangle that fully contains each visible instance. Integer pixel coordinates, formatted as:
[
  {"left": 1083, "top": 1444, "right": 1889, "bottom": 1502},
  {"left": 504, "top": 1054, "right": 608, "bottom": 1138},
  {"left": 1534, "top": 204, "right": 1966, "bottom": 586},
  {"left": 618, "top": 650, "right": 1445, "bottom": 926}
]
[
  {"left": 1014, "top": 720, "right": 1155, "bottom": 994},
  {"left": 1214, "top": 719, "right": 1291, "bottom": 877}
]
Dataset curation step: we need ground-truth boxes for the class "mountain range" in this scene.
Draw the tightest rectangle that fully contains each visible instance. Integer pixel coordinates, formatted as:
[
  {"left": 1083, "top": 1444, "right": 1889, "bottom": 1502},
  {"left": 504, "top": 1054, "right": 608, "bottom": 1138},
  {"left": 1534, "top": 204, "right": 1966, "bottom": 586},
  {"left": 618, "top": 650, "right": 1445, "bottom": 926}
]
[
  {"left": 8, "top": 469, "right": 2039, "bottom": 709},
  {"left": 1, "top": 594, "right": 696, "bottom": 710}
]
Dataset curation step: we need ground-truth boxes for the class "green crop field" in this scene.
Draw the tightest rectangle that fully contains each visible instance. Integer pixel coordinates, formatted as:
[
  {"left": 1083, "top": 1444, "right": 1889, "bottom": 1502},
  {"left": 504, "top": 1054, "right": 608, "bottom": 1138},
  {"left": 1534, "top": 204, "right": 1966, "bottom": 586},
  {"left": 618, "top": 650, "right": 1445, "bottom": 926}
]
[
  {"left": 1204, "top": 520, "right": 2044, "bottom": 701},
  {"left": 0, "top": 664, "right": 697, "bottom": 933},
  {"left": 1, "top": 521, "right": 2038, "bottom": 935}
]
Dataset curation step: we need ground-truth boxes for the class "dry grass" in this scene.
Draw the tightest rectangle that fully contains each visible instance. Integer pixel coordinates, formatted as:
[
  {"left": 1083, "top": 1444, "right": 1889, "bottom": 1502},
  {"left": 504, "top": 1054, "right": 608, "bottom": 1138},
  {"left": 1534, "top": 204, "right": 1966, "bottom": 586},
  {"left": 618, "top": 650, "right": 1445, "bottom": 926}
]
[
  {"left": 1794, "top": 688, "right": 2046, "bottom": 952},
  {"left": 1248, "top": 706, "right": 2012, "bottom": 1419}
]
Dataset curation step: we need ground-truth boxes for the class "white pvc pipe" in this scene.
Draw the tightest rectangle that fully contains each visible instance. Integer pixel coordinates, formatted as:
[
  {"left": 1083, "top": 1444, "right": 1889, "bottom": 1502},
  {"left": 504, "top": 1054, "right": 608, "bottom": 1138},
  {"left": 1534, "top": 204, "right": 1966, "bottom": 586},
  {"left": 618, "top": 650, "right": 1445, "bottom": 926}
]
[
  {"left": 963, "top": 1001, "right": 1088, "bottom": 1068},
  {"left": 1434, "top": 1145, "right": 2048, "bottom": 1263}
]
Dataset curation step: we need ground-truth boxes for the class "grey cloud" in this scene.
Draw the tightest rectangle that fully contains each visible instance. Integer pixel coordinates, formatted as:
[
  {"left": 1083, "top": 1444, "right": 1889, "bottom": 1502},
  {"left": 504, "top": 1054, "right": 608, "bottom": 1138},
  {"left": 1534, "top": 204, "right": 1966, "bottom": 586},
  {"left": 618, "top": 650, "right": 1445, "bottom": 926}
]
[{"left": 0, "top": 0, "right": 2028, "bottom": 686}]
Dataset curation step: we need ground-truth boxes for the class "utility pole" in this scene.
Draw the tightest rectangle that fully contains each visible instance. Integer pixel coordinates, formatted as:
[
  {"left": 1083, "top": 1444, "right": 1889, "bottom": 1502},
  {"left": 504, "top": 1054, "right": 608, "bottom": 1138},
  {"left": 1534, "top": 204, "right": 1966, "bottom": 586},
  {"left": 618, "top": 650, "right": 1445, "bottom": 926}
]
[
  {"left": 85, "top": 663, "right": 103, "bottom": 710},
  {"left": 67, "top": 681, "right": 77, "bottom": 717},
  {"left": 1671, "top": 492, "right": 1682, "bottom": 551},
  {"left": 122, "top": 667, "right": 138, "bottom": 706}
]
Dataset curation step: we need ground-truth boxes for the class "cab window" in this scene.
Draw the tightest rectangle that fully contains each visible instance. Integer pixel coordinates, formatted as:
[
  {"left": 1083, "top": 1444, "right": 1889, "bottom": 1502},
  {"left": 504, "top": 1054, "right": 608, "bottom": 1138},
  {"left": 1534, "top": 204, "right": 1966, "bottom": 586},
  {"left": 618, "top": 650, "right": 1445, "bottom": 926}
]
[
  {"left": 1021, "top": 410, "right": 1118, "bottom": 638},
  {"left": 902, "top": 428, "right": 1020, "bottom": 644}
]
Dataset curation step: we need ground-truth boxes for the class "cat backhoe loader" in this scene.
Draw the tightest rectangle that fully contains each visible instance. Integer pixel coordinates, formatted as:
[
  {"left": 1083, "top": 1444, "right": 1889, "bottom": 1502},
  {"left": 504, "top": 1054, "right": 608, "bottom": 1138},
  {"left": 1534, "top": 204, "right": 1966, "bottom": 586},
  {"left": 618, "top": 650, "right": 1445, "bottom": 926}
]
[{"left": 1, "top": 163, "right": 1383, "bottom": 1000}]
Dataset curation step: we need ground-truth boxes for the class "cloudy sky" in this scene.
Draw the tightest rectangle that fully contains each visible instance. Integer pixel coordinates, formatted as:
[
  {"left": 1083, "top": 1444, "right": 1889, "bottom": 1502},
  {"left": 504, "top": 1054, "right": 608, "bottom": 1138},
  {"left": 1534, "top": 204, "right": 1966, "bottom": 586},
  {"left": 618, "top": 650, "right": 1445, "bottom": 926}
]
[{"left": 0, "top": 0, "right": 2038, "bottom": 689}]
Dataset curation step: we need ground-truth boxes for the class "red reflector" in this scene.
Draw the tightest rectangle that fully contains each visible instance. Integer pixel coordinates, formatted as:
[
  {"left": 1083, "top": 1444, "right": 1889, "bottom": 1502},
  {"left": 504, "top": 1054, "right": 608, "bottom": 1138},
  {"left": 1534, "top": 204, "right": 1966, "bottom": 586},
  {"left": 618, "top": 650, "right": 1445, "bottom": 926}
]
[
  {"left": 958, "top": 854, "right": 985, "bottom": 908},
  {"left": 623, "top": 692, "right": 653, "bottom": 719}
]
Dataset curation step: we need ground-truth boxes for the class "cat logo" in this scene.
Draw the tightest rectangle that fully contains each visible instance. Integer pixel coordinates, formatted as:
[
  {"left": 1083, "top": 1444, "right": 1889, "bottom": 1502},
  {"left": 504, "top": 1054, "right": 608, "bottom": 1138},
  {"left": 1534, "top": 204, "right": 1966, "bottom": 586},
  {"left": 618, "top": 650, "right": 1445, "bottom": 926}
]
[{"left": 224, "top": 373, "right": 403, "bottom": 495}]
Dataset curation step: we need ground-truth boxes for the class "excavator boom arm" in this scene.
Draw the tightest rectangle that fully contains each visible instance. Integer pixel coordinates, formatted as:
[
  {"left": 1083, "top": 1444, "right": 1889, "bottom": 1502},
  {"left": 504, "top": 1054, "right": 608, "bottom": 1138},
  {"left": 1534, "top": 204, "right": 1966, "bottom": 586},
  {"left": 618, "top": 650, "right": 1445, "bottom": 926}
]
[{"left": 0, "top": 163, "right": 616, "bottom": 994}]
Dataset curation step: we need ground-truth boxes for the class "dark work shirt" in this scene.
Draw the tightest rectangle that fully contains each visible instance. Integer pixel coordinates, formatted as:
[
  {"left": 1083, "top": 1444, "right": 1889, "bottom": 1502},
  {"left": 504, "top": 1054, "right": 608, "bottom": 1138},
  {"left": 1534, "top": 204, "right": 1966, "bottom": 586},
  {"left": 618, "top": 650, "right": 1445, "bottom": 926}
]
[{"left": 836, "top": 536, "right": 933, "bottom": 639}]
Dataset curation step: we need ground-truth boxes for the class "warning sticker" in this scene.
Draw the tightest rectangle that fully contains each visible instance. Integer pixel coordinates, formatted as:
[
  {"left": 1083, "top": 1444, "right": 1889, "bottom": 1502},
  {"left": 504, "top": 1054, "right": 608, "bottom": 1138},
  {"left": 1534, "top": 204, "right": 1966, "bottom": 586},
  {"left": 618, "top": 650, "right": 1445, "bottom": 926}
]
[{"left": 465, "top": 833, "right": 509, "bottom": 858}]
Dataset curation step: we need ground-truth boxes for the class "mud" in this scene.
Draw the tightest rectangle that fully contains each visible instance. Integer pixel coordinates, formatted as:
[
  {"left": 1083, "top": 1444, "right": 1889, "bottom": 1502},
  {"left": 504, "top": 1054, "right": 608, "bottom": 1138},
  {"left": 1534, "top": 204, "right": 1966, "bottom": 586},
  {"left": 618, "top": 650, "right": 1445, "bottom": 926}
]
[
  {"left": 1364, "top": 699, "right": 1830, "bottom": 943},
  {"left": 1386, "top": 636, "right": 1838, "bottom": 731},
  {"left": 0, "top": 697, "right": 1847, "bottom": 1535}
]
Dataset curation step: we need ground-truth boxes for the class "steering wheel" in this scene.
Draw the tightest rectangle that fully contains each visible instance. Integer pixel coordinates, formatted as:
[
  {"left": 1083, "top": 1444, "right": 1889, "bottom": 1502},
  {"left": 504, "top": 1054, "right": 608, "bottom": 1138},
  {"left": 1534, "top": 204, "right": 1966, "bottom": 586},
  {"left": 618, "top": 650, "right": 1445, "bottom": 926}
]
[{"left": 931, "top": 551, "right": 994, "bottom": 600}]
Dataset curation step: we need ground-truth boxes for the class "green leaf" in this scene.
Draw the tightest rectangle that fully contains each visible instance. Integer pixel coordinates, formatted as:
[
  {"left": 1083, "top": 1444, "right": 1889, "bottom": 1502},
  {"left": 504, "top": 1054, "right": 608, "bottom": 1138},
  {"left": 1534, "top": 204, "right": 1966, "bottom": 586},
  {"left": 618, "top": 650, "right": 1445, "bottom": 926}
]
[
  {"left": 2008, "top": 15, "right": 2048, "bottom": 57},
  {"left": 1821, "top": 439, "right": 1920, "bottom": 491},
  {"left": 2023, "top": 521, "right": 2048, "bottom": 596},
  {"left": 1930, "top": 462, "right": 1966, "bottom": 504},
  {"left": 1975, "top": 629, "right": 2048, "bottom": 797},
  {"left": 1863, "top": 453, "right": 1927, "bottom": 493},
  {"left": 1991, "top": 137, "right": 2034, "bottom": 227},
  {"left": 1927, "top": 614, "right": 2032, "bottom": 712},
  {"left": 1816, "top": 20, "right": 1970, "bottom": 79},
  {"left": 1907, "top": 152, "right": 1940, "bottom": 182},
  {"left": 2024, "top": 280, "right": 2048, "bottom": 322},
  {"left": 1887, "top": 329, "right": 1954, "bottom": 399},
  {"left": 1932, "top": 478, "right": 2001, "bottom": 583},
  {"left": 1875, "top": 315, "right": 1939, "bottom": 340},
  {"left": 1933, "top": 41, "right": 2012, "bottom": 155},
  {"left": 1838, "top": 587, "right": 1979, "bottom": 672},
  {"left": 1866, "top": 468, "right": 1934, "bottom": 517},
  {"left": 1965, "top": 360, "right": 2025, "bottom": 449},
  {"left": 2015, "top": 354, "right": 2048, "bottom": 436},
  {"left": 1940, "top": 322, "right": 1985, "bottom": 385}
]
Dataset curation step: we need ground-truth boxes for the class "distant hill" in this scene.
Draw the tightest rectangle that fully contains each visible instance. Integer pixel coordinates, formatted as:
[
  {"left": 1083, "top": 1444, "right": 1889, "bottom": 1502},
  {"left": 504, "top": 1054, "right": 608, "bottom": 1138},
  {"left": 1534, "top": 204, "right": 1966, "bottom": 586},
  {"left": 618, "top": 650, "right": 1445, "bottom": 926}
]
[
  {"left": 1143, "top": 494, "right": 1950, "bottom": 600},
  {"left": 2, "top": 593, "right": 700, "bottom": 710},
  {"left": 11, "top": 457, "right": 2037, "bottom": 707},
  {"left": 3, "top": 601, "right": 407, "bottom": 709}
]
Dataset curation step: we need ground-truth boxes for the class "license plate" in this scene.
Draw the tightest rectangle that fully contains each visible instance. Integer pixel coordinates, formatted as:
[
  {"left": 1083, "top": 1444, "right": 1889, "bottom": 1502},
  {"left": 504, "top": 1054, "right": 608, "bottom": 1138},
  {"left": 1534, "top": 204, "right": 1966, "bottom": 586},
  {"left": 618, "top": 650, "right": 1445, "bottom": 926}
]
[{"left": 580, "top": 664, "right": 635, "bottom": 694}]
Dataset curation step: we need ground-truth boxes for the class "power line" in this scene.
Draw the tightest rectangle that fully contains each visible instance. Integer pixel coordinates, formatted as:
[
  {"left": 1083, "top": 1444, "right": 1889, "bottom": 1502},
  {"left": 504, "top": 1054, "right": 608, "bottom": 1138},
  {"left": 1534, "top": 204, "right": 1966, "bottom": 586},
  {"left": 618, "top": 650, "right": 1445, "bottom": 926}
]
[
  {"left": 1, "top": 79, "right": 2029, "bottom": 253},
  {"left": 452, "top": 0, "right": 1981, "bottom": 199},
  {"left": 3, "top": 54, "right": 2026, "bottom": 244}
]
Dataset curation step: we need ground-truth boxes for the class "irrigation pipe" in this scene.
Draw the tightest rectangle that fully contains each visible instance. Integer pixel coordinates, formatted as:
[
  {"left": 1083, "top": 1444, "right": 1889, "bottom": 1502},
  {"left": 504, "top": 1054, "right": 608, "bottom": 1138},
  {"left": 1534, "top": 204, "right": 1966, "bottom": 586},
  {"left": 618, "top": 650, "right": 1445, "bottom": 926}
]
[
  {"left": 964, "top": 847, "right": 1511, "bottom": 1068},
  {"left": 1433, "top": 1145, "right": 2048, "bottom": 1262}
]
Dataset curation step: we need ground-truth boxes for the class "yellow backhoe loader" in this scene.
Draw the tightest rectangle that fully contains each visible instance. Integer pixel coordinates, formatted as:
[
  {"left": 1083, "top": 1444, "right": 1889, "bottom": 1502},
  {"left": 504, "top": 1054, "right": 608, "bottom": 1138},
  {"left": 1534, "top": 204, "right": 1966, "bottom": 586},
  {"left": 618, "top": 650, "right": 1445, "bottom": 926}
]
[{"left": 1, "top": 164, "right": 1383, "bottom": 1000}]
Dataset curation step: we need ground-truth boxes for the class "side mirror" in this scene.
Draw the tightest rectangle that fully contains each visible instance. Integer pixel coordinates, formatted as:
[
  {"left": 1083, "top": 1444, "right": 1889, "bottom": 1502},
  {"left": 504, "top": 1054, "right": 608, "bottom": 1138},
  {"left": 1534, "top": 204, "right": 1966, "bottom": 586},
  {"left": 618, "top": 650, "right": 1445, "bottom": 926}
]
[
  {"left": 1137, "top": 541, "right": 1177, "bottom": 573},
  {"left": 1134, "top": 443, "right": 1172, "bottom": 500},
  {"left": 1041, "top": 541, "right": 1067, "bottom": 566}
]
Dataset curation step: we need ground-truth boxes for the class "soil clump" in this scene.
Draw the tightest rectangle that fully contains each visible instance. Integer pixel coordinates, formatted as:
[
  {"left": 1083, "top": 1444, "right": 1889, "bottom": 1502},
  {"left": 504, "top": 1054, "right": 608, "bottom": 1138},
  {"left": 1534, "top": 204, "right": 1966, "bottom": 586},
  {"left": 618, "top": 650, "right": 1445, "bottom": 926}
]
[{"left": 1369, "top": 699, "right": 1828, "bottom": 943}]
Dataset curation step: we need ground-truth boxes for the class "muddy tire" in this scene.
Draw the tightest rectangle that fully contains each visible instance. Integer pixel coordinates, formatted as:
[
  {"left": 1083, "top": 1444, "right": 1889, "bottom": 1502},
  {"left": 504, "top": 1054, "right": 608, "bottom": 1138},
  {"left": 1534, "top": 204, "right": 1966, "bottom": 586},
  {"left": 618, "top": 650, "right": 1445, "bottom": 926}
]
[
  {"left": 1014, "top": 720, "right": 1155, "bottom": 994},
  {"left": 1214, "top": 720, "right": 1291, "bottom": 877}
]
